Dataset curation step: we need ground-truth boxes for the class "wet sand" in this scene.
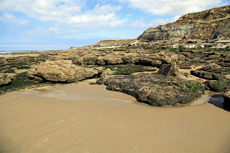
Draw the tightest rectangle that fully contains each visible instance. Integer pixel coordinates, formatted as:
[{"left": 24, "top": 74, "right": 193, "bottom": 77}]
[{"left": 0, "top": 82, "right": 230, "bottom": 153}]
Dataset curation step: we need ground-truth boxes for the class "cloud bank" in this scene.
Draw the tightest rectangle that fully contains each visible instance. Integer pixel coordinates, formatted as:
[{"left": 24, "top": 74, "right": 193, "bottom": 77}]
[
  {"left": 119, "top": 0, "right": 224, "bottom": 15},
  {"left": 0, "top": 0, "right": 127, "bottom": 28}
]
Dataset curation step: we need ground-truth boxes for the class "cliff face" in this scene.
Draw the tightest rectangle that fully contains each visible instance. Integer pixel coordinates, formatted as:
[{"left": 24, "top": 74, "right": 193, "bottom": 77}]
[{"left": 138, "top": 6, "right": 230, "bottom": 42}]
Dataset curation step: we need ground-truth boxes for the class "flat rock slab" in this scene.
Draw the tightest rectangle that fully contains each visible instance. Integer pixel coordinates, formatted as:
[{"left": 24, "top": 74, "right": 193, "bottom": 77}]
[{"left": 27, "top": 60, "right": 103, "bottom": 83}]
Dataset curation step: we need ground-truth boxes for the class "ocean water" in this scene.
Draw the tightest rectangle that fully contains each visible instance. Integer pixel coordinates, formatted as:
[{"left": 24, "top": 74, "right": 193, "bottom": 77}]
[{"left": 0, "top": 50, "right": 40, "bottom": 56}]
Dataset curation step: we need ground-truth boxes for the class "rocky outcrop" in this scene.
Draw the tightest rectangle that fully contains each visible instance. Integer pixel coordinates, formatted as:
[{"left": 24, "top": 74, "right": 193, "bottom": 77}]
[
  {"left": 204, "top": 80, "right": 228, "bottom": 92},
  {"left": 0, "top": 73, "right": 17, "bottom": 86},
  {"left": 27, "top": 60, "right": 103, "bottom": 83},
  {"left": 96, "top": 73, "right": 204, "bottom": 106},
  {"left": 191, "top": 64, "right": 226, "bottom": 80},
  {"left": 95, "top": 51, "right": 185, "bottom": 67},
  {"left": 198, "top": 64, "right": 221, "bottom": 72},
  {"left": 158, "top": 63, "right": 179, "bottom": 76},
  {"left": 100, "top": 68, "right": 116, "bottom": 77},
  {"left": 138, "top": 6, "right": 230, "bottom": 42},
  {"left": 190, "top": 70, "right": 225, "bottom": 80},
  {"left": 94, "top": 39, "right": 135, "bottom": 47}
]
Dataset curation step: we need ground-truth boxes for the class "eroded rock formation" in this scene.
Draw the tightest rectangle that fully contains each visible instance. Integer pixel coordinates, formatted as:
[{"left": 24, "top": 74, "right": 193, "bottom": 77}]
[
  {"left": 0, "top": 73, "right": 17, "bottom": 86},
  {"left": 96, "top": 73, "right": 204, "bottom": 106},
  {"left": 27, "top": 60, "right": 103, "bottom": 83}
]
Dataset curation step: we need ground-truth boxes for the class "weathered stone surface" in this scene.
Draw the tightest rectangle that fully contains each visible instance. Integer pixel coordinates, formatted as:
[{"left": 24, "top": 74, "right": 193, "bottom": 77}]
[
  {"left": 94, "top": 39, "right": 135, "bottom": 47},
  {"left": 122, "top": 53, "right": 140, "bottom": 64},
  {"left": 97, "top": 73, "right": 204, "bottom": 106},
  {"left": 0, "top": 73, "right": 17, "bottom": 86},
  {"left": 100, "top": 68, "right": 116, "bottom": 77},
  {"left": 179, "top": 47, "right": 191, "bottom": 52},
  {"left": 191, "top": 70, "right": 225, "bottom": 80},
  {"left": 223, "top": 90, "right": 230, "bottom": 110},
  {"left": 0, "top": 57, "right": 7, "bottom": 65},
  {"left": 207, "top": 54, "right": 220, "bottom": 60},
  {"left": 204, "top": 80, "right": 228, "bottom": 92},
  {"left": 158, "top": 63, "right": 179, "bottom": 76},
  {"left": 198, "top": 64, "right": 221, "bottom": 72},
  {"left": 27, "top": 60, "right": 103, "bottom": 83},
  {"left": 219, "top": 62, "right": 230, "bottom": 67},
  {"left": 96, "top": 51, "right": 185, "bottom": 67},
  {"left": 96, "top": 53, "right": 125, "bottom": 65}
]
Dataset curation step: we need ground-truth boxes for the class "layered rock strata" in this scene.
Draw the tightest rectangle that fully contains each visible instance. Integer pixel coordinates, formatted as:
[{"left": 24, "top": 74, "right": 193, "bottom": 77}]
[{"left": 138, "top": 6, "right": 230, "bottom": 42}]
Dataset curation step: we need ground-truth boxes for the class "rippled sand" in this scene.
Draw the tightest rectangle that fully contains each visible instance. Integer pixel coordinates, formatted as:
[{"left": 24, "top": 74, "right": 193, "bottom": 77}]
[{"left": 0, "top": 82, "right": 230, "bottom": 153}]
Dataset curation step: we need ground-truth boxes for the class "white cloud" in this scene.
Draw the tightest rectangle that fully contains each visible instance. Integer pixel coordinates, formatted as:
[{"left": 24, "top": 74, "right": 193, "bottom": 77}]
[
  {"left": 65, "top": 13, "right": 128, "bottom": 28},
  {"left": 129, "top": 19, "right": 152, "bottom": 28},
  {"left": 26, "top": 27, "right": 46, "bottom": 36},
  {"left": 9, "top": 27, "right": 20, "bottom": 33},
  {"left": 49, "top": 27, "right": 61, "bottom": 34},
  {"left": 129, "top": 16, "right": 179, "bottom": 28},
  {"left": 0, "top": 0, "right": 126, "bottom": 28},
  {"left": 70, "top": 30, "right": 79, "bottom": 33},
  {"left": 88, "top": 3, "right": 122, "bottom": 14},
  {"left": 119, "top": 0, "right": 224, "bottom": 15},
  {"left": 0, "top": 13, "right": 29, "bottom": 25}
]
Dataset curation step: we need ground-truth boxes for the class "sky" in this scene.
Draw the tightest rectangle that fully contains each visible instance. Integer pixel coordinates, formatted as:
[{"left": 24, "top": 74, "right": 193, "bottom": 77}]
[{"left": 0, "top": 0, "right": 229, "bottom": 51}]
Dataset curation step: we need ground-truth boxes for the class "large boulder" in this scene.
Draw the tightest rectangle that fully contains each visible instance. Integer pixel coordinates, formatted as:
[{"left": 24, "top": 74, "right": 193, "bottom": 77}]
[
  {"left": 97, "top": 73, "right": 204, "bottom": 106},
  {"left": 27, "top": 60, "right": 103, "bottom": 83},
  {"left": 204, "top": 80, "right": 228, "bottom": 92},
  {"left": 0, "top": 73, "right": 17, "bottom": 86},
  {"left": 158, "top": 62, "right": 179, "bottom": 76}
]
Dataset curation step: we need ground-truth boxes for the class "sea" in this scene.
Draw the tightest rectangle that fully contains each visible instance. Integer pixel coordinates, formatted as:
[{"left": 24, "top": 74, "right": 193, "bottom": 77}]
[{"left": 0, "top": 50, "right": 42, "bottom": 56}]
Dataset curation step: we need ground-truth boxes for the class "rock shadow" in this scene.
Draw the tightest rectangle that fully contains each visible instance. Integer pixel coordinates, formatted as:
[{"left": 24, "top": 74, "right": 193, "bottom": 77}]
[{"left": 207, "top": 94, "right": 230, "bottom": 112}]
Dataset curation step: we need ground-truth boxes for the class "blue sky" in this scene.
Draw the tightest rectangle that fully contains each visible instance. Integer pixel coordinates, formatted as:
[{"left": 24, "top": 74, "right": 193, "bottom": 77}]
[{"left": 0, "top": 0, "right": 229, "bottom": 50}]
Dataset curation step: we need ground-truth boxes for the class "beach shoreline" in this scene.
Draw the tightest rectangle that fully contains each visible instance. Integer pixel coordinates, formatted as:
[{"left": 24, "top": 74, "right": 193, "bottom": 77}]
[{"left": 0, "top": 82, "right": 230, "bottom": 153}]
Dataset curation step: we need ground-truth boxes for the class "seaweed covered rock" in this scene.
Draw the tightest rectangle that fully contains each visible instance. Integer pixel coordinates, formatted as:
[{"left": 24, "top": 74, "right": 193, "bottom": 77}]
[
  {"left": 0, "top": 73, "right": 17, "bottom": 86},
  {"left": 204, "top": 80, "right": 229, "bottom": 92},
  {"left": 27, "top": 60, "right": 103, "bottom": 83},
  {"left": 97, "top": 73, "right": 204, "bottom": 106}
]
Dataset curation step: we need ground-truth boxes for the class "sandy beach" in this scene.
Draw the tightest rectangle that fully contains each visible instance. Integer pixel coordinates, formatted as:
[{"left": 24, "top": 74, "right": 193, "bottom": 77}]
[{"left": 0, "top": 82, "right": 230, "bottom": 153}]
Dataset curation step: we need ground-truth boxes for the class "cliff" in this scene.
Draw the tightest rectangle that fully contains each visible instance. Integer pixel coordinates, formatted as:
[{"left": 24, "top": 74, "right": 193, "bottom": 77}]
[{"left": 137, "top": 5, "right": 230, "bottom": 42}]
